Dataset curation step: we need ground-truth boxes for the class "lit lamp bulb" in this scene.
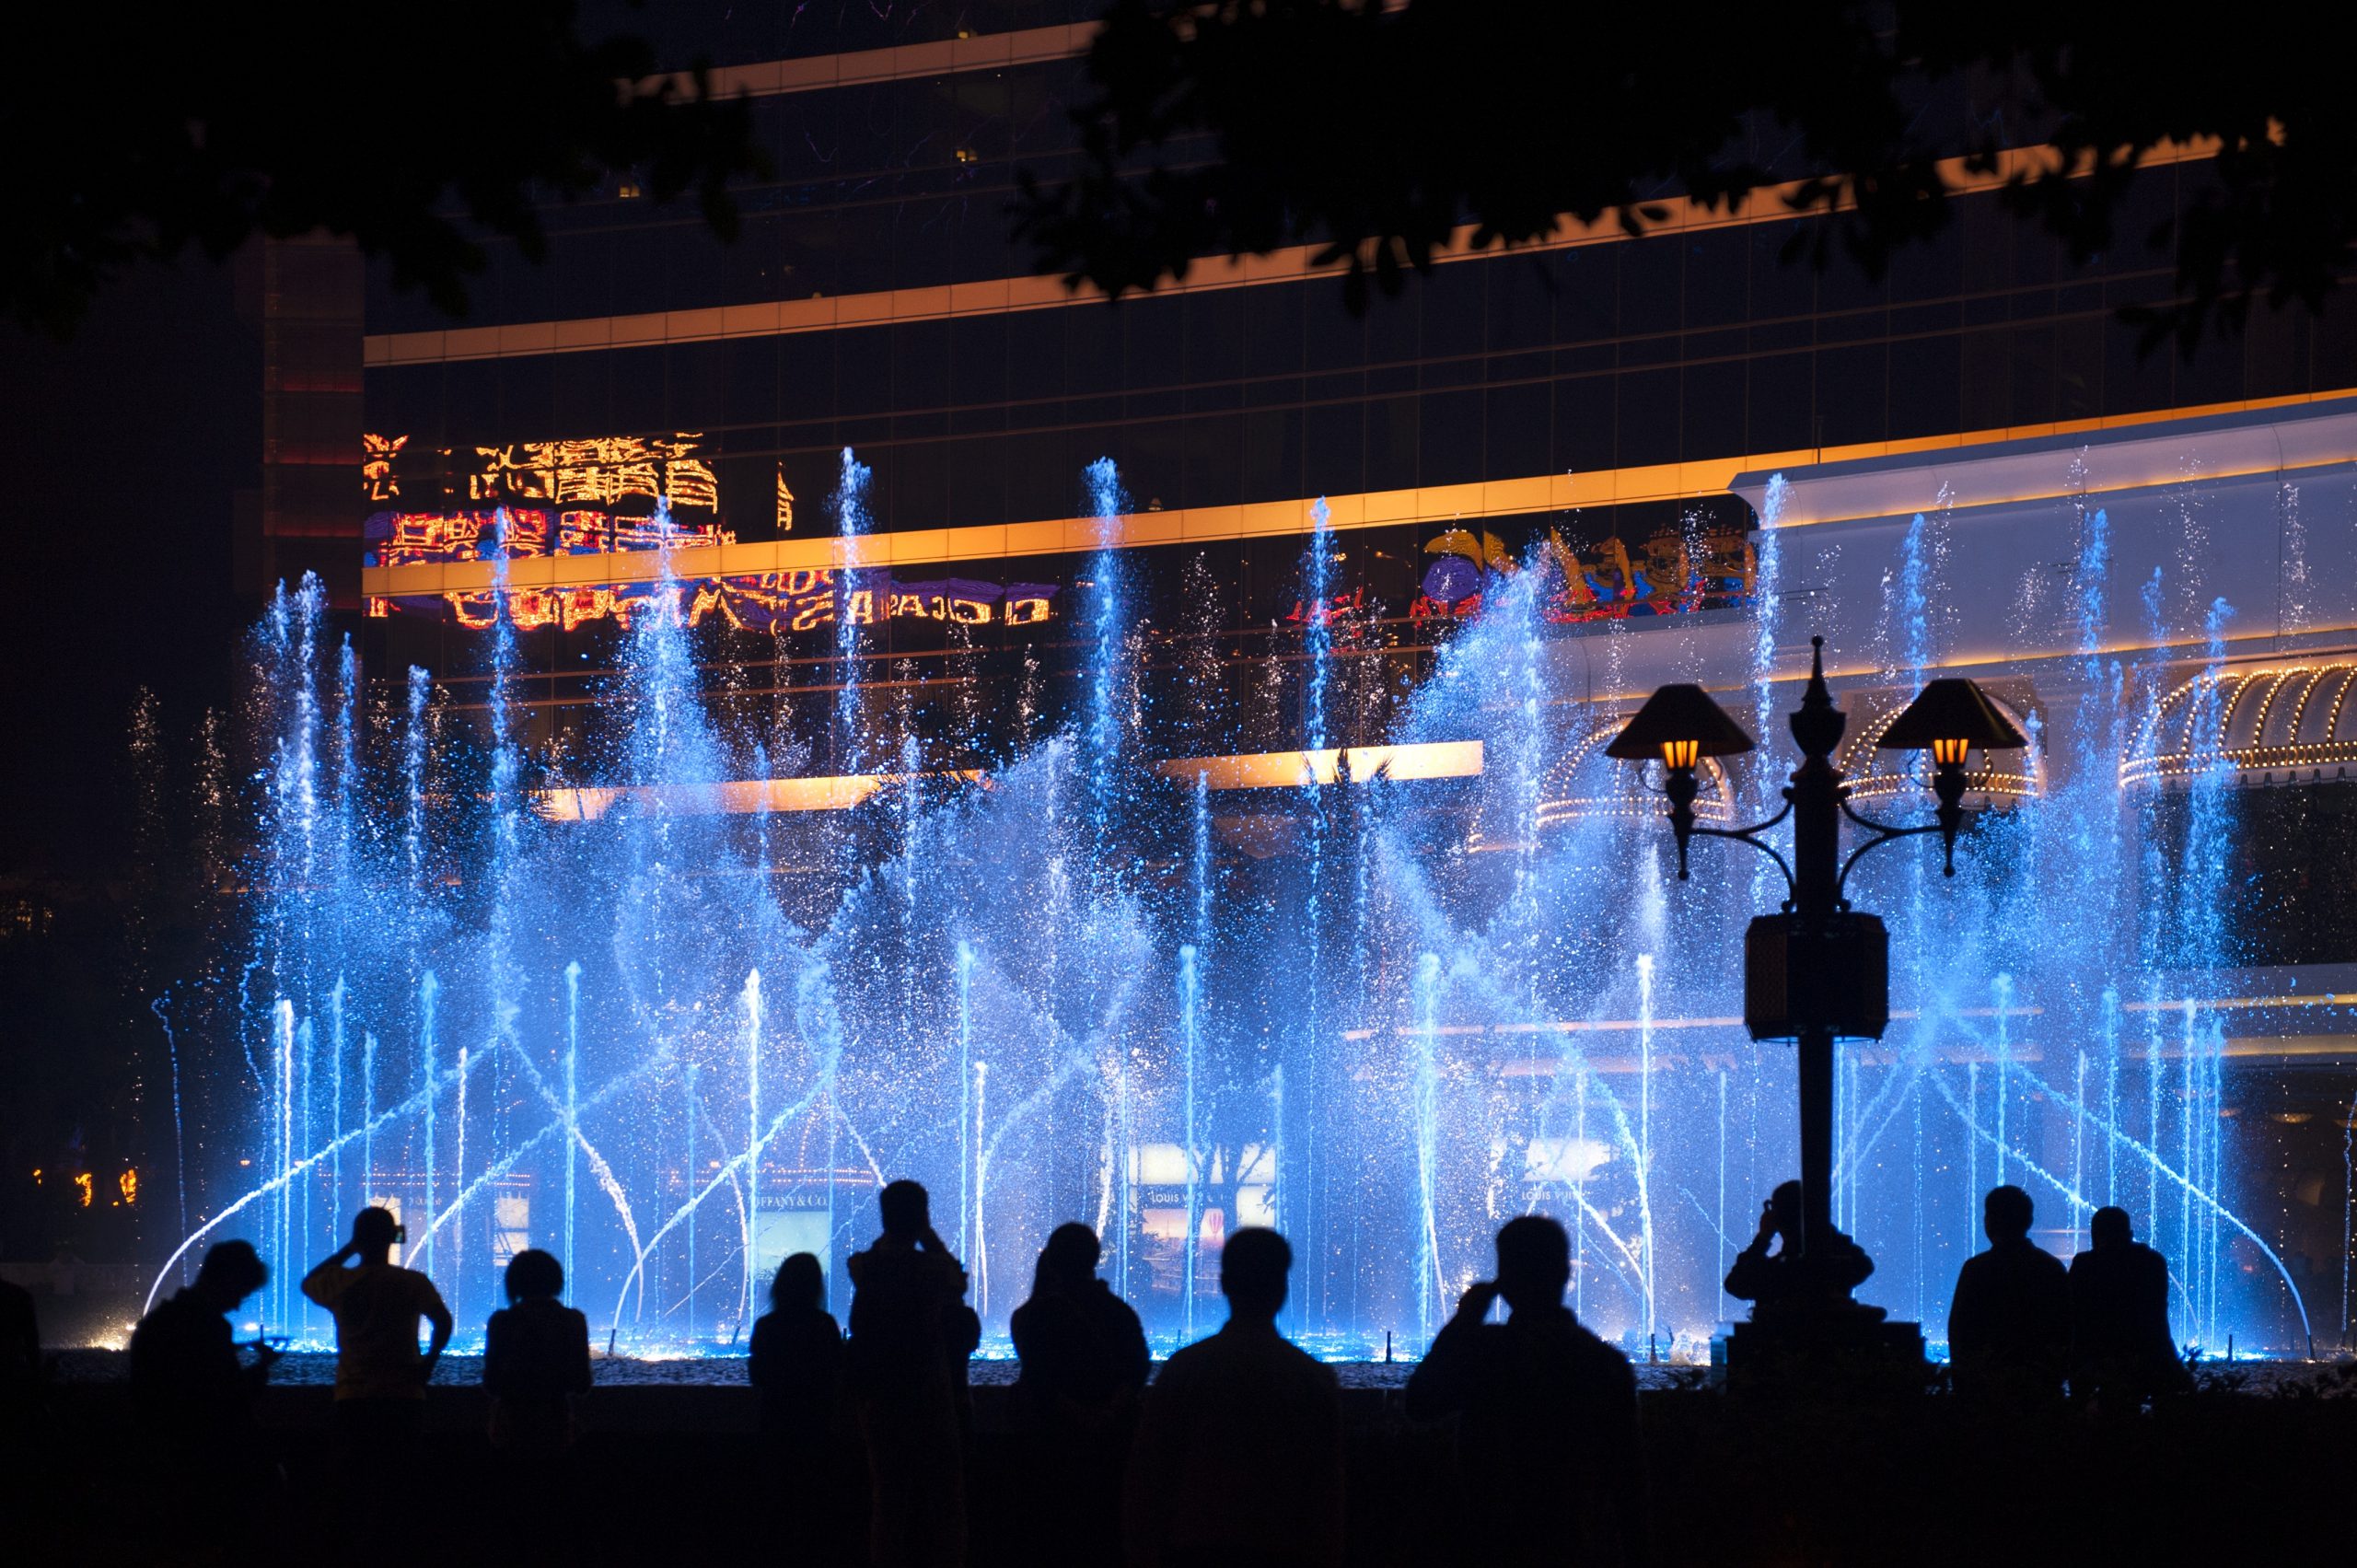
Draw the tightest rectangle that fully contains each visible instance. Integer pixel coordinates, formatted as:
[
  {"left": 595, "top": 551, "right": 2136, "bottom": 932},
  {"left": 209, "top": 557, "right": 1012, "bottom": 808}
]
[
  {"left": 1879, "top": 679, "right": 2028, "bottom": 876},
  {"left": 1606, "top": 682, "right": 1757, "bottom": 881}
]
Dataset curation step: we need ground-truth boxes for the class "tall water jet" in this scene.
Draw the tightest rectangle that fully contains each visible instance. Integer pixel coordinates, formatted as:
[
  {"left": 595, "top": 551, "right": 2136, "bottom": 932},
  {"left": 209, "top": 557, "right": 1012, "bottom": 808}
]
[
  {"left": 830, "top": 449, "right": 874, "bottom": 774},
  {"left": 740, "top": 970, "right": 762, "bottom": 1337},
  {"left": 957, "top": 943, "right": 975, "bottom": 1261},
  {"left": 1412, "top": 953, "right": 1442, "bottom": 1349},
  {"left": 1295, "top": 497, "right": 1336, "bottom": 1329},
  {"left": 273, "top": 999, "right": 296, "bottom": 1330},
  {"left": 684, "top": 1061, "right": 701, "bottom": 1342},
  {"left": 361, "top": 1031, "right": 376, "bottom": 1207},
  {"left": 564, "top": 961, "right": 580, "bottom": 1305},
  {"left": 1636, "top": 953, "right": 1658, "bottom": 1348},
  {"left": 154, "top": 995, "right": 189, "bottom": 1281},
  {"left": 1993, "top": 973, "right": 2014, "bottom": 1189},
  {"left": 1082, "top": 458, "right": 1130, "bottom": 862},
  {"left": 453, "top": 1044, "right": 470, "bottom": 1328},
  {"left": 418, "top": 971, "right": 439, "bottom": 1275},
  {"left": 1178, "top": 942, "right": 1203, "bottom": 1344}
]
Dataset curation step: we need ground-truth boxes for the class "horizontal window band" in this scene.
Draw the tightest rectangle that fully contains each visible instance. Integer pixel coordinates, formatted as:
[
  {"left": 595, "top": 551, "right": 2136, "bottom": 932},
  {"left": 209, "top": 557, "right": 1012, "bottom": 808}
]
[
  {"left": 364, "top": 143, "right": 2221, "bottom": 367},
  {"left": 655, "top": 22, "right": 1094, "bottom": 102}
]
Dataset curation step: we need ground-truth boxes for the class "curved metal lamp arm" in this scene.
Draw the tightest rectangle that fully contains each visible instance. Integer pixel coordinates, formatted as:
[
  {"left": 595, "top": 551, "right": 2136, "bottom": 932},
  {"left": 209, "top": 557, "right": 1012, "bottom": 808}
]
[
  {"left": 1659, "top": 797, "right": 1797, "bottom": 902},
  {"left": 1689, "top": 820, "right": 1800, "bottom": 904},
  {"left": 1836, "top": 796, "right": 1949, "bottom": 900},
  {"left": 1718, "top": 799, "right": 1796, "bottom": 843}
]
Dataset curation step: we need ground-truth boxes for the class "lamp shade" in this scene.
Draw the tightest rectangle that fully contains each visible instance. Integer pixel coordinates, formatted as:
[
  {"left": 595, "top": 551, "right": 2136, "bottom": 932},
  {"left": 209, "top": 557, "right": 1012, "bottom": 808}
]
[
  {"left": 1875, "top": 678, "right": 2027, "bottom": 752},
  {"left": 1604, "top": 684, "right": 1758, "bottom": 761}
]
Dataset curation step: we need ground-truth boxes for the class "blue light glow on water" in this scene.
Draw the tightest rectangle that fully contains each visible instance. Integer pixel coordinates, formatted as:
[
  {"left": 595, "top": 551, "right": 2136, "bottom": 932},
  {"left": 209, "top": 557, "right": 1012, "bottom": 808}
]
[{"left": 155, "top": 457, "right": 2328, "bottom": 1362}]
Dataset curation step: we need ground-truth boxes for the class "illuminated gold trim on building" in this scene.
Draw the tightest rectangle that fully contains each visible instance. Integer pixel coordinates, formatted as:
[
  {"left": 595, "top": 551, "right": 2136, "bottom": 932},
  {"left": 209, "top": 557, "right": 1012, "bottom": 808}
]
[
  {"left": 687, "top": 22, "right": 1097, "bottom": 101},
  {"left": 532, "top": 742, "right": 1480, "bottom": 819},
  {"left": 534, "top": 771, "right": 987, "bottom": 820},
  {"left": 2120, "top": 659, "right": 2357, "bottom": 786},
  {"left": 1735, "top": 389, "right": 2357, "bottom": 531},
  {"left": 361, "top": 385, "right": 2357, "bottom": 599},
  {"left": 1153, "top": 740, "right": 1484, "bottom": 789},
  {"left": 364, "top": 142, "right": 2223, "bottom": 367}
]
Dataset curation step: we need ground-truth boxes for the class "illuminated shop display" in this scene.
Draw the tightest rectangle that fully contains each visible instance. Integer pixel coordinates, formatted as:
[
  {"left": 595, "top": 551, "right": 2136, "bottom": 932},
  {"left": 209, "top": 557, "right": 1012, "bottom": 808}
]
[
  {"left": 363, "top": 430, "right": 733, "bottom": 570},
  {"left": 465, "top": 434, "right": 720, "bottom": 510},
  {"left": 372, "top": 566, "right": 1058, "bottom": 633},
  {"left": 1410, "top": 526, "right": 1757, "bottom": 625},
  {"left": 361, "top": 431, "right": 1061, "bottom": 633}
]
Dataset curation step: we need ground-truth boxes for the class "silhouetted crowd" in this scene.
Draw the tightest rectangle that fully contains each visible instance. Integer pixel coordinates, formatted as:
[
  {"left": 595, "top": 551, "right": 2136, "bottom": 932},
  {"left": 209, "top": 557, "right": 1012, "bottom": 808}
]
[
  {"left": 1725, "top": 1178, "right": 2196, "bottom": 1410},
  {"left": 0, "top": 1176, "right": 2207, "bottom": 1567}
]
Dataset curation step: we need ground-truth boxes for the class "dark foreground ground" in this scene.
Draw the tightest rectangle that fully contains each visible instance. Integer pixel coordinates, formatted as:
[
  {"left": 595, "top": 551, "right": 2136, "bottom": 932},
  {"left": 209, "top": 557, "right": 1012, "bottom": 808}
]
[{"left": 9, "top": 1359, "right": 2353, "bottom": 1566}]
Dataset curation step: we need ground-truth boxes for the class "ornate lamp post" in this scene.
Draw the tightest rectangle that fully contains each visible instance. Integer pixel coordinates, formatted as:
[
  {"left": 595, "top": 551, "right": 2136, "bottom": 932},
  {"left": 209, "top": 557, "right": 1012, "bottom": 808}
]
[{"left": 1608, "top": 638, "right": 2026, "bottom": 1346}]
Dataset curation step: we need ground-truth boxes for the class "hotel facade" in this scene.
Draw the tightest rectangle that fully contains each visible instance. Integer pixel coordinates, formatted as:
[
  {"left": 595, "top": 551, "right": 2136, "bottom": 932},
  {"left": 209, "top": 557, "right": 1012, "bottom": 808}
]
[{"left": 295, "top": 8, "right": 2357, "bottom": 1342}]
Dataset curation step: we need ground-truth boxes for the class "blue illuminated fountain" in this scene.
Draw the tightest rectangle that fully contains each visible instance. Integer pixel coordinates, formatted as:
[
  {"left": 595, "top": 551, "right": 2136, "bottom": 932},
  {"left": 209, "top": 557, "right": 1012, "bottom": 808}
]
[{"left": 155, "top": 451, "right": 2324, "bottom": 1362}]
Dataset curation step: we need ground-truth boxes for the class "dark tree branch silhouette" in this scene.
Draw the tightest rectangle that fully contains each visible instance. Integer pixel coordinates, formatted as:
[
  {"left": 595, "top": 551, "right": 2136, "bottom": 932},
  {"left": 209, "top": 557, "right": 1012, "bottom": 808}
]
[
  {"left": 9, "top": 3, "right": 762, "bottom": 336},
  {"left": 1016, "top": 0, "right": 2357, "bottom": 354}
]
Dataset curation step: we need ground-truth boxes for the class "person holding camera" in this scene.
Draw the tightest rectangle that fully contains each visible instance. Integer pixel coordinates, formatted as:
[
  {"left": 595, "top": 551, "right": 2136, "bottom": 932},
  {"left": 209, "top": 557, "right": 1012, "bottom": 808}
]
[
  {"left": 846, "top": 1179, "right": 974, "bottom": 1568},
  {"left": 301, "top": 1207, "right": 452, "bottom": 1464},
  {"left": 1405, "top": 1215, "right": 1649, "bottom": 1568}
]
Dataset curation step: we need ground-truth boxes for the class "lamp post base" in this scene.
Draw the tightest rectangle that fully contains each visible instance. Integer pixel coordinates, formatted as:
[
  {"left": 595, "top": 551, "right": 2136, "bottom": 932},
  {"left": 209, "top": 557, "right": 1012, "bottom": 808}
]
[{"left": 1724, "top": 1310, "right": 1930, "bottom": 1396}]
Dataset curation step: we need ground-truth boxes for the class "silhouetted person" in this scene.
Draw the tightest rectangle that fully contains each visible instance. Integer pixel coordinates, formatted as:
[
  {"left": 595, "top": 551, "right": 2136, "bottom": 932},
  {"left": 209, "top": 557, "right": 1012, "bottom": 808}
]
[
  {"left": 128, "top": 1241, "right": 281, "bottom": 1561},
  {"left": 1124, "top": 1228, "right": 1343, "bottom": 1568},
  {"left": 847, "top": 1179, "right": 970, "bottom": 1568},
  {"left": 0, "top": 1274, "right": 34, "bottom": 1394},
  {"left": 1407, "top": 1216, "right": 1649, "bottom": 1567},
  {"left": 1011, "top": 1223, "right": 1150, "bottom": 1564},
  {"left": 751, "top": 1252, "right": 853, "bottom": 1562},
  {"left": 131, "top": 1239, "right": 280, "bottom": 1436},
  {"left": 478, "top": 1249, "right": 589, "bottom": 1565},
  {"left": 1012, "top": 1221, "right": 1151, "bottom": 1430},
  {"left": 301, "top": 1207, "right": 453, "bottom": 1495},
  {"left": 1724, "top": 1179, "right": 1874, "bottom": 1315},
  {"left": 750, "top": 1251, "right": 845, "bottom": 1444},
  {"left": 0, "top": 1272, "right": 38, "bottom": 1450},
  {"left": 1947, "top": 1184, "right": 2068, "bottom": 1404},
  {"left": 2070, "top": 1206, "right": 2192, "bottom": 1408},
  {"left": 482, "top": 1249, "right": 590, "bottom": 1452},
  {"left": 0, "top": 1274, "right": 36, "bottom": 1556}
]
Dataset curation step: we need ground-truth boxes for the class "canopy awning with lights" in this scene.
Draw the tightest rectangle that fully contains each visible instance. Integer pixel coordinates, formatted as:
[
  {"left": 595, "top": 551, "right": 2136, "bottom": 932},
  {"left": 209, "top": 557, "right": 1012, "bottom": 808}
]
[{"left": 2121, "top": 662, "right": 2357, "bottom": 788}]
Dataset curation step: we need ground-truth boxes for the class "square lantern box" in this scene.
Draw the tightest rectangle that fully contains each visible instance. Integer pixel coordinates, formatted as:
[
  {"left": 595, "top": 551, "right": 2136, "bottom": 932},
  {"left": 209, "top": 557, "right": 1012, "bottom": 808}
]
[{"left": 1744, "top": 912, "right": 1890, "bottom": 1042}]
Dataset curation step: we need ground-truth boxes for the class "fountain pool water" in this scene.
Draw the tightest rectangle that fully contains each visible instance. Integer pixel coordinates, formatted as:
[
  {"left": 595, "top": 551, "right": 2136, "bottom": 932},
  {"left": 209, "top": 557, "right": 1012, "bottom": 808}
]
[{"left": 153, "top": 454, "right": 2325, "bottom": 1362}]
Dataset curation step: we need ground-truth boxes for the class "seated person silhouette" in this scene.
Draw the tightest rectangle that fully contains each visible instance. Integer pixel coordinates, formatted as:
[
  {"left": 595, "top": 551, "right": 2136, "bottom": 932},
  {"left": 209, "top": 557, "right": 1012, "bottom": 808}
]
[
  {"left": 749, "top": 1251, "right": 845, "bottom": 1450},
  {"left": 846, "top": 1179, "right": 970, "bottom": 1568},
  {"left": 1947, "top": 1184, "right": 2068, "bottom": 1403},
  {"left": 1723, "top": 1179, "right": 1874, "bottom": 1315},
  {"left": 1406, "top": 1215, "right": 1649, "bottom": 1568},
  {"left": 482, "top": 1248, "right": 590, "bottom": 1452},
  {"left": 1012, "top": 1223, "right": 1152, "bottom": 1565},
  {"left": 2069, "top": 1206, "right": 2192, "bottom": 1407},
  {"left": 1124, "top": 1228, "right": 1343, "bottom": 1568}
]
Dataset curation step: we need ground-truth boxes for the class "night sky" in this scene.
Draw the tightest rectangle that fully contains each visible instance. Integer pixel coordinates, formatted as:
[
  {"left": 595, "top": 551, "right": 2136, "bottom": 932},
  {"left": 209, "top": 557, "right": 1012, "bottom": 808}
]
[{"left": 0, "top": 257, "right": 258, "bottom": 881}]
